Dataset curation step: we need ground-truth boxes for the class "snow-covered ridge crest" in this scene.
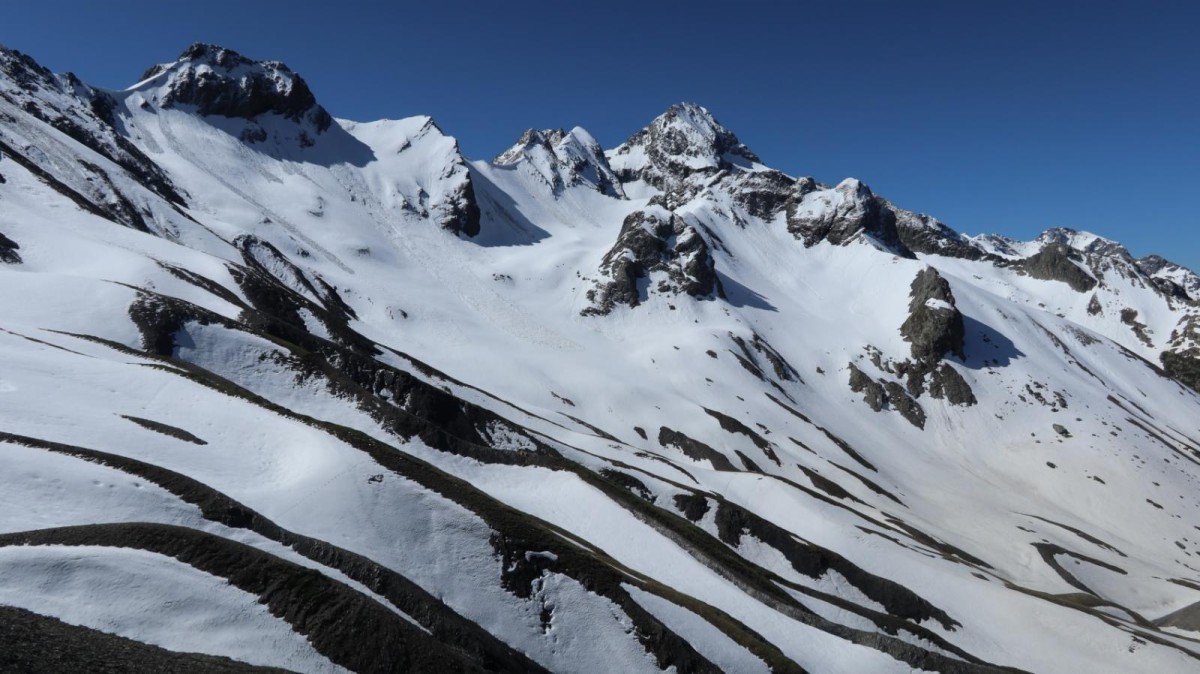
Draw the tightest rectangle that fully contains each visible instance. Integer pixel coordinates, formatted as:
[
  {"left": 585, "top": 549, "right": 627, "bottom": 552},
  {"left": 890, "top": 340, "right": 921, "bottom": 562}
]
[
  {"left": 969, "top": 227, "right": 1200, "bottom": 302},
  {"left": 493, "top": 126, "right": 624, "bottom": 198}
]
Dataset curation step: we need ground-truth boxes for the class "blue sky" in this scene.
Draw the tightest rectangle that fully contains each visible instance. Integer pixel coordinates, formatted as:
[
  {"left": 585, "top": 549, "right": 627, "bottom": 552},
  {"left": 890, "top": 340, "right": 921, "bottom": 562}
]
[{"left": 5, "top": 1, "right": 1198, "bottom": 269}]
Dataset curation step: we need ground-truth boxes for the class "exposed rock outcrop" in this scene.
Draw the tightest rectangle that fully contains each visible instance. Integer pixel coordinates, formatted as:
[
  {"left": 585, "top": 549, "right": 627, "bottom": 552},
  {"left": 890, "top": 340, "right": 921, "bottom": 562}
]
[
  {"left": 849, "top": 364, "right": 886, "bottom": 412},
  {"left": 0, "top": 231, "right": 20, "bottom": 264},
  {"left": 440, "top": 169, "right": 482, "bottom": 237},
  {"left": 1138, "top": 254, "right": 1200, "bottom": 303},
  {"left": 148, "top": 44, "right": 332, "bottom": 133},
  {"left": 0, "top": 604, "right": 281, "bottom": 673},
  {"left": 894, "top": 210, "right": 989, "bottom": 260},
  {"left": 927, "top": 363, "right": 978, "bottom": 406},
  {"left": 900, "top": 267, "right": 966, "bottom": 363},
  {"left": 1019, "top": 242, "right": 1097, "bottom": 292},
  {"left": 883, "top": 380, "right": 926, "bottom": 429},
  {"left": 725, "top": 169, "right": 797, "bottom": 221},
  {"left": 583, "top": 209, "right": 720, "bottom": 315},
  {"left": 786, "top": 178, "right": 913, "bottom": 256},
  {"left": 658, "top": 426, "right": 736, "bottom": 470},
  {"left": 978, "top": 229, "right": 1197, "bottom": 307},
  {"left": 849, "top": 364, "right": 927, "bottom": 429},
  {"left": 1161, "top": 350, "right": 1200, "bottom": 393},
  {"left": 727, "top": 332, "right": 801, "bottom": 385},
  {"left": 1120, "top": 307, "right": 1154, "bottom": 347}
]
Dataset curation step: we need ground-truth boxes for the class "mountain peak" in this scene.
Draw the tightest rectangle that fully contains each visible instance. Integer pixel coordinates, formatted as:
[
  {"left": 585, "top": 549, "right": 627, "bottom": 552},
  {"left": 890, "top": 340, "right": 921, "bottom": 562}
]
[
  {"left": 494, "top": 126, "right": 624, "bottom": 197},
  {"left": 0, "top": 44, "right": 56, "bottom": 90},
  {"left": 644, "top": 101, "right": 760, "bottom": 166},
  {"left": 494, "top": 128, "right": 566, "bottom": 165},
  {"left": 656, "top": 102, "right": 743, "bottom": 144},
  {"left": 178, "top": 42, "right": 256, "bottom": 68},
  {"left": 835, "top": 177, "right": 871, "bottom": 197},
  {"left": 134, "top": 43, "right": 332, "bottom": 133},
  {"left": 1036, "top": 227, "right": 1132, "bottom": 260},
  {"left": 607, "top": 102, "right": 761, "bottom": 194}
]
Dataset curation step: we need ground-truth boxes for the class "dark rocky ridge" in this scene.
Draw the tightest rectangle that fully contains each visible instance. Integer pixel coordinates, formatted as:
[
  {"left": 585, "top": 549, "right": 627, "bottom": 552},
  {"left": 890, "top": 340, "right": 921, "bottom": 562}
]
[
  {"left": 726, "top": 332, "right": 802, "bottom": 391},
  {"left": 894, "top": 210, "right": 990, "bottom": 260},
  {"left": 926, "top": 363, "right": 978, "bottom": 406},
  {"left": 709, "top": 498, "right": 958, "bottom": 630},
  {"left": 0, "top": 136, "right": 152, "bottom": 232},
  {"left": 883, "top": 380, "right": 927, "bottom": 428},
  {"left": 993, "top": 229, "right": 1198, "bottom": 304},
  {"left": 658, "top": 426, "right": 737, "bottom": 471},
  {"left": 151, "top": 44, "right": 333, "bottom": 133},
  {"left": 1018, "top": 242, "right": 1097, "bottom": 292},
  {"left": 0, "top": 44, "right": 56, "bottom": 89},
  {"left": 0, "top": 45, "right": 189, "bottom": 222},
  {"left": 725, "top": 169, "right": 797, "bottom": 221},
  {"left": 0, "top": 523, "right": 489, "bottom": 674},
  {"left": 849, "top": 364, "right": 887, "bottom": 412},
  {"left": 0, "top": 430, "right": 551, "bottom": 674},
  {"left": 1138, "top": 254, "right": 1200, "bottom": 302},
  {"left": 786, "top": 179, "right": 914, "bottom": 257},
  {"left": 0, "top": 605, "right": 284, "bottom": 674},
  {"left": 1161, "top": 350, "right": 1200, "bottom": 394},
  {"left": 444, "top": 168, "right": 482, "bottom": 237},
  {"left": 496, "top": 128, "right": 567, "bottom": 163}
]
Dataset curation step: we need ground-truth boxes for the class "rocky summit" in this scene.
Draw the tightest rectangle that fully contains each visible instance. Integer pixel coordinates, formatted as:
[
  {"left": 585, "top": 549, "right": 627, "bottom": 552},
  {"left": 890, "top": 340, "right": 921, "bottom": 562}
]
[{"left": 1, "top": 43, "right": 1200, "bottom": 674}]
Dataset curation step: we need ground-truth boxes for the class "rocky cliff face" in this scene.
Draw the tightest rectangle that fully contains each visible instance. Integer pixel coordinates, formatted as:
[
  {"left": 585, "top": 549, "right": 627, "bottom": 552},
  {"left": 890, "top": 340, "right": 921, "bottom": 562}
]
[
  {"left": 1137, "top": 254, "right": 1200, "bottom": 302},
  {"left": 439, "top": 166, "right": 482, "bottom": 237},
  {"left": 893, "top": 209, "right": 988, "bottom": 260},
  {"left": 786, "top": 178, "right": 912, "bottom": 255},
  {"left": 1018, "top": 241, "right": 1099, "bottom": 292},
  {"left": 583, "top": 208, "right": 720, "bottom": 314},
  {"left": 143, "top": 43, "right": 333, "bottom": 135},
  {"left": 900, "top": 267, "right": 966, "bottom": 363},
  {"left": 0, "top": 231, "right": 20, "bottom": 264}
]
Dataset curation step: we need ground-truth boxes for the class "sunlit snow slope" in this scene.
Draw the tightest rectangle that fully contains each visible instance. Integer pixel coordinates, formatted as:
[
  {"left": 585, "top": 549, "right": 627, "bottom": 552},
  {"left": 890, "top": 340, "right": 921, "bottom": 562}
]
[{"left": 2, "top": 43, "right": 1200, "bottom": 673}]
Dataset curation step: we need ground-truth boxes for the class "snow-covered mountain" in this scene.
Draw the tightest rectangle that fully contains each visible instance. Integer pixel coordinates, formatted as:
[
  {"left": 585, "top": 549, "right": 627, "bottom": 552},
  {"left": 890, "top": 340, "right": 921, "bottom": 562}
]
[{"left": 2, "top": 43, "right": 1200, "bottom": 673}]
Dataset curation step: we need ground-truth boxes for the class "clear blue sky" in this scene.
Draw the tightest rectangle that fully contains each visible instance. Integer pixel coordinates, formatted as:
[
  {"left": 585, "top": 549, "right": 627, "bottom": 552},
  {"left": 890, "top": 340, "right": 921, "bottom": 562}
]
[{"left": 5, "top": 1, "right": 1199, "bottom": 270}]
